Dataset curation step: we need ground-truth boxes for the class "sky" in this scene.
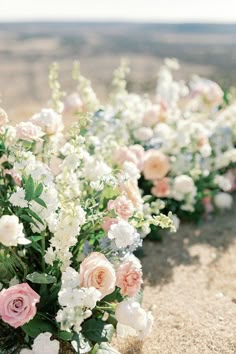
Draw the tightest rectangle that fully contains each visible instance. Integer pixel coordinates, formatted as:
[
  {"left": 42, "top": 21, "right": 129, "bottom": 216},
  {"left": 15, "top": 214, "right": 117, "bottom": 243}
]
[{"left": 0, "top": 0, "right": 236, "bottom": 22}]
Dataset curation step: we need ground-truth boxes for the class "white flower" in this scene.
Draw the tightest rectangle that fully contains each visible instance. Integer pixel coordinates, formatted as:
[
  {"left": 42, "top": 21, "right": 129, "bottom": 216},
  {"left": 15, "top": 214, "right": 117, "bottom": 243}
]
[
  {"left": 173, "top": 175, "right": 195, "bottom": 198},
  {"left": 61, "top": 267, "right": 80, "bottom": 289},
  {"left": 123, "top": 161, "right": 140, "bottom": 180},
  {"left": 32, "top": 332, "right": 60, "bottom": 354},
  {"left": 20, "top": 333, "right": 60, "bottom": 354},
  {"left": 133, "top": 127, "right": 153, "bottom": 142},
  {"left": 108, "top": 220, "right": 139, "bottom": 248},
  {"left": 115, "top": 299, "right": 153, "bottom": 340},
  {"left": 31, "top": 108, "right": 64, "bottom": 135},
  {"left": 214, "top": 175, "right": 232, "bottom": 192},
  {"left": 170, "top": 214, "right": 180, "bottom": 231},
  {"left": 9, "top": 187, "right": 28, "bottom": 208},
  {"left": 0, "top": 215, "right": 30, "bottom": 247},
  {"left": 83, "top": 157, "right": 112, "bottom": 181},
  {"left": 214, "top": 192, "right": 233, "bottom": 210}
]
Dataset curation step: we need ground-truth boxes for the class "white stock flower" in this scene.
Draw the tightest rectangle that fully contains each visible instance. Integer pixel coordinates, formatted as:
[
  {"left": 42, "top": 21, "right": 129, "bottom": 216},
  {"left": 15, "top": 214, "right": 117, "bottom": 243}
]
[
  {"left": 108, "top": 220, "right": 139, "bottom": 248},
  {"left": 9, "top": 187, "right": 28, "bottom": 208},
  {"left": 0, "top": 215, "right": 30, "bottom": 247}
]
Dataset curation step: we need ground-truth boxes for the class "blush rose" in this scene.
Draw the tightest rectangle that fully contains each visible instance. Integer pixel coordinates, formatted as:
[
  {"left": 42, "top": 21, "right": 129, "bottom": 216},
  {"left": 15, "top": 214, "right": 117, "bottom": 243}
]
[{"left": 0, "top": 283, "right": 40, "bottom": 328}]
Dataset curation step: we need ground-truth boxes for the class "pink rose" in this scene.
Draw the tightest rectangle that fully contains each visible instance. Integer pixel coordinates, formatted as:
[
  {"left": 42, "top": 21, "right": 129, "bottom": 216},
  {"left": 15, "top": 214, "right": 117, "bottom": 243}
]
[
  {"left": 0, "top": 283, "right": 40, "bottom": 328},
  {"left": 16, "top": 122, "right": 44, "bottom": 142},
  {"left": 143, "top": 150, "right": 170, "bottom": 180},
  {"left": 101, "top": 216, "right": 119, "bottom": 232},
  {"left": 202, "top": 195, "right": 214, "bottom": 214},
  {"left": 115, "top": 145, "right": 144, "bottom": 171},
  {"left": 4, "top": 169, "right": 21, "bottom": 186},
  {"left": 151, "top": 178, "right": 170, "bottom": 198},
  {"left": 116, "top": 256, "right": 143, "bottom": 297},
  {"left": 108, "top": 196, "right": 134, "bottom": 220},
  {"left": 118, "top": 179, "right": 142, "bottom": 208},
  {"left": 80, "top": 252, "right": 116, "bottom": 298}
]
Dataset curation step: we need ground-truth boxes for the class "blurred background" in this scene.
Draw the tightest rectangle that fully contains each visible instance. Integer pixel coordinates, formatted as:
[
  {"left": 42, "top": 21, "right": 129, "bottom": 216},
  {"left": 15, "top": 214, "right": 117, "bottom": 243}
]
[{"left": 0, "top": 0, "right": 236, "bottom": 117}]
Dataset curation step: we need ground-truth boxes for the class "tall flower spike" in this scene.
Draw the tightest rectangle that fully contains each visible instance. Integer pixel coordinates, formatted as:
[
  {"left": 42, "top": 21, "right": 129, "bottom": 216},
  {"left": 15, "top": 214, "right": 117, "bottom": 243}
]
[{"left": 48, "top": 62, "right": 65, "bottom": 113}]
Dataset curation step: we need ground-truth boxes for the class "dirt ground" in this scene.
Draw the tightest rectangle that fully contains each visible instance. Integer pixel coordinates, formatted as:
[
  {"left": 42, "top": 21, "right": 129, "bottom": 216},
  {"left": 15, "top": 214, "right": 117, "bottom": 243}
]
[{"left": 113, "top": 207, "right": 236, "bottom": 354}]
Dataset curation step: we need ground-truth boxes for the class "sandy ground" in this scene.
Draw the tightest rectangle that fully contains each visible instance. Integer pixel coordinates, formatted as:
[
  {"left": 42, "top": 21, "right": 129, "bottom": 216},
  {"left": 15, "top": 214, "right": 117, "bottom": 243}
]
[{"left": 113, "top": 207, "right": 236, "bottom": 354}]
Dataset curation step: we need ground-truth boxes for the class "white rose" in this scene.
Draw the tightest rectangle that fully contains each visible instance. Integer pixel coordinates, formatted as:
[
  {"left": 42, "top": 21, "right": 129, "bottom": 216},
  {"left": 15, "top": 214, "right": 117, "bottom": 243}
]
[
  {"left": 115, "top": 299, "right": 153, "bottom": 340},
  {"left": 32, "top": 332, "right": 59, "bottom": 354},
  {"left": 16, "top": 122, "right": 44, "bottom": 142},
  {"left": 31, "top": 108, "right": 64, "bottom": 135},
  {"left": 133, "top": 127, "right": 153, "bottom": 142},
  {"left": 214, "top": 192, "right": 233, "bottom": 210},
  {"left": 173, "top": 175, "right": 195, "bottom": 194},
  {"left": 108, "top": 220, "right": 139, "bottom": 248},
  {"left": 0, "top": 215, "right": 30, "bottom": 247}
]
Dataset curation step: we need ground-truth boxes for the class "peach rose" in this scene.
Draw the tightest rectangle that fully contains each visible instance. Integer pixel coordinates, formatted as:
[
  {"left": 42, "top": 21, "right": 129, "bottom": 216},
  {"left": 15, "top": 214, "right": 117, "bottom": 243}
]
[
  {"left": 101, "top": 216, "right": 119, "bottom": 232},
  {"left": 79, "top": 252, "right": 116, "bottom": 298},
  {"left": 143, "top": 150, "right": 170, "bottom": 180},
  {"left": 0, "top": 283, "right": 40, "bottom": 328},
  {"left": 142, "top": 105, "right": 161, "bottom": 127},
  {"left": 151, "top": 178, "right": 170, "bottom": 198},
  {"left": 118, "top": 179, "right": 142, "bottom": 208},
  {"left": 116, "top": 255, "right": 143, "bottom": 297},
  {"left": 108, "top": 196, "right": 134, "bottom": 220},
  {"left": 115, "top": 145, "right": 144, "bottom": 171}
]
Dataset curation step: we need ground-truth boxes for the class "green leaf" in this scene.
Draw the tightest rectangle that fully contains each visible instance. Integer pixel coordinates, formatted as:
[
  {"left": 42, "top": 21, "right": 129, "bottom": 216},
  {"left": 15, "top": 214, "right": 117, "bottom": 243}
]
[
  {"left": 26, "top": 209, "right": 44, "bottom": 225},
  {"left": 29, "top": 235, "right": 42, "bottom": 242},
  {"left": 20, "top": 214, "right": 38, "bottom": 227},
  {"left": 22, "top": 316, "right": 55, "bottom": 338},
  {"left": 34, "top": 197, "right": 47, "bottom": 208},
  {"left": 25, "top": 176, "right": 35, "bottom": 201},
  {"left": 57, "top": 331, "right": 74, "bottom": 342},
  {"left": 35, "top": 183, "right": 43, "bottom": 198},
  {"left": 82, "top": 319, "right": 115, "bottom": 344},
  {"left": 26, "top": 272, "right": 56, "bottom": 284}
]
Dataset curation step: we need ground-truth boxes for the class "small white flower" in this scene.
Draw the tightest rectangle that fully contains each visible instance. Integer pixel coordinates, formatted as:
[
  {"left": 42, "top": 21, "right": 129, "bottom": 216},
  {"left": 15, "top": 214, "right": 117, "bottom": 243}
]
[
  {"left": 108, "top": 220, "right": 139, "bottom": 248},
  {"left": 9, "top": 187, "right": 28, "bottom": 208}
]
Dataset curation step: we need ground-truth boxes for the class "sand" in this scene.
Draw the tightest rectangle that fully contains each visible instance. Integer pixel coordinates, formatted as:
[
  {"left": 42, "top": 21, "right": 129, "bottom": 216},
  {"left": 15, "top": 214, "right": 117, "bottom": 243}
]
[{"left": 113, "top": 207, "right": 236, "bottom": 354}]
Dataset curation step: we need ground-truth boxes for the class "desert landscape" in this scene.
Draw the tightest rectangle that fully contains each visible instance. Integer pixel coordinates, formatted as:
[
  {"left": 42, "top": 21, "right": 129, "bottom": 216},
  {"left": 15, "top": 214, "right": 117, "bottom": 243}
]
[
  {"left": 1, "top": 22, "right": 236, "bottom": 117},
  {"left": 0, "top": 21, "right": 236, "bottom": 354}
]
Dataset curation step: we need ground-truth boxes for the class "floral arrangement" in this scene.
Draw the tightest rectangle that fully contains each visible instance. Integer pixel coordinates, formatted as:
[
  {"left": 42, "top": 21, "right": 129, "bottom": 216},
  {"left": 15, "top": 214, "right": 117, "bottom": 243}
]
[
  {"left": 0, "top": 63, "right": 174, "bottom": 354},
  {"left": 64, "top": 59, "right": 236, "bottom": 228}
]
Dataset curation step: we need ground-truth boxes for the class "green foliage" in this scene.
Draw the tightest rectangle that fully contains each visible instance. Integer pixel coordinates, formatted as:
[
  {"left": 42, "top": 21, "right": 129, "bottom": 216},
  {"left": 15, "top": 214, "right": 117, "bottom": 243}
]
[
  {"left": 82, "top": 319, "right": 115, "bottom": 344},
  {"left": 26, "top": 272, "right": 57, "bottom": 284},
  {"left": 21, "top": 315, "right": 55, "bottom": 338}
]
